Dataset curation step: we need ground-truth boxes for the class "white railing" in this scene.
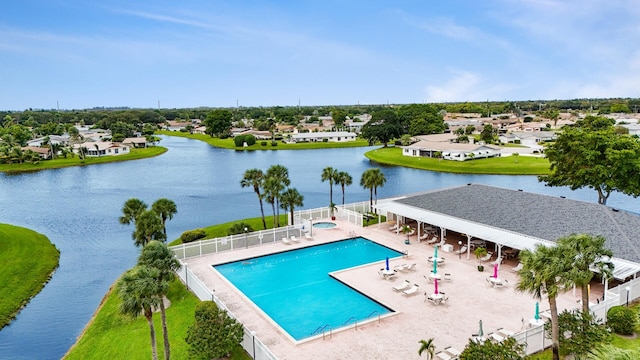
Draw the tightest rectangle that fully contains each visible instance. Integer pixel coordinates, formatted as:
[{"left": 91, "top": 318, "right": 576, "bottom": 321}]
[{"left": 176, "top": 262, "right": 278, "bottom": 360}]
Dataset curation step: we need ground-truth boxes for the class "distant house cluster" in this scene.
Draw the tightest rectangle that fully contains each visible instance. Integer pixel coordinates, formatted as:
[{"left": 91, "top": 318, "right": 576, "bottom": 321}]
[{"left": 402, "top": 134, "right": 501, "bottom": 161}]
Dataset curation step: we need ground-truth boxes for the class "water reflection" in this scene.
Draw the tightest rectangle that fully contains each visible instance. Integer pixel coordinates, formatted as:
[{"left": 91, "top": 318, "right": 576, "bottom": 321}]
[{"left": 0, "top": 136, "right": 637, "bottom": 359}]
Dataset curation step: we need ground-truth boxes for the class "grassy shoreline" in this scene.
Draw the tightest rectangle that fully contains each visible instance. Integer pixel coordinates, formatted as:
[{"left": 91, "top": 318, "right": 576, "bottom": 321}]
[
  {"left": 0, "top": 223, "right": 60, "bottom": 329},
  {"left": 0, "top": 146, "right": 167, "bottom": 173},
  {"left": 156, "top": 130, "right": 372, "bottom": 150},
  {"left": 365, "top": 146, "right": 551, "bottom": 175}
]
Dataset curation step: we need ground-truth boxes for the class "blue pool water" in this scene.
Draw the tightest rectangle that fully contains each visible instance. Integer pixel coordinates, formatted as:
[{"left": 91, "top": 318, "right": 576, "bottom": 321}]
[
  {"left": 214, "top": 237, "right": 402, "bottom": 340},
  {"left": 312, "top": 221, "right": 337, "bottom": 229}
]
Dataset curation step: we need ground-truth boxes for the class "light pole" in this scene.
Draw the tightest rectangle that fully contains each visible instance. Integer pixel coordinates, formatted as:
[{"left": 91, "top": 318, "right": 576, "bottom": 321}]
[
  {"left": 458, "top": 240, "right": 463, "bottom": 259},
  {"left": 626, "top": 286, "right": 631, "bottom": 307},
  {"left": 244, "top": 227, "right": 248, "bottom": 249}
]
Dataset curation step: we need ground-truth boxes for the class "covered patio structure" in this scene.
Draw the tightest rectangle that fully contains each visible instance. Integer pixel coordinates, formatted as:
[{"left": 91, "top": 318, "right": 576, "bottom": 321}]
[{"left": 374, "top": 184, "right": 640, "bottom": 288}]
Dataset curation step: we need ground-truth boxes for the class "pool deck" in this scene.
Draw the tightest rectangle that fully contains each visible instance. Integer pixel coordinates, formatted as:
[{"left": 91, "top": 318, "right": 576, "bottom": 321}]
[{"left": 184, "top": 219, "right": 600, "bottom": 359}]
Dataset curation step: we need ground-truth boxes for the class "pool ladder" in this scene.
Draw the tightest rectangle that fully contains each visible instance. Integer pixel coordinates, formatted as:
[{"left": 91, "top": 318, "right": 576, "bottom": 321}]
[{"left": 312, "top": 324, "right": 332, "bottom": 340}]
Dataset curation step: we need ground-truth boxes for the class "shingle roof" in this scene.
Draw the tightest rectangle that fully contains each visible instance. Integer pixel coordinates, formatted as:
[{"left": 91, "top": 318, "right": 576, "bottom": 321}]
[{"left": 394, "top": 184, "right": 640, "bottom": 265}]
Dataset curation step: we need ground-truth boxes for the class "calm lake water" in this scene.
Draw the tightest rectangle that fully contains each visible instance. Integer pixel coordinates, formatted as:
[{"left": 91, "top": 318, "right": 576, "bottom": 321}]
[{"left": 0, "top": 135, "right": 638, "bottom": 359}]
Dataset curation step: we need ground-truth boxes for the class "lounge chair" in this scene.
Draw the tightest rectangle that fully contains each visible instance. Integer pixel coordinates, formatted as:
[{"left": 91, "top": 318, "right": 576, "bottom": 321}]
[
  {"left": 444, "top": 347, "right": 461, "bottom": 358},
  {"left": 479, "top": 252, "right": 493, "bottom": 262},
  {"left": 402, "top": 284, "right": 420, "bottom": 296},
  {"left": 290, "top": 235, "right": 300, "bottom": 243},
  {"left": 394, "top": 264, "right": 408, "bottom": 272},
  {"left": 406, "top": 228, "right": 415, "bottom": 236},
  {"left": 454, "top": 245, "right": 468, "bottom": 255},
  {"left": 489, "top": 333, "right": 504, "bottom": 342},
  {"left": 433, "top": 239, "right": 446, "bottom": 248},
  {"left": 388, "top": 223, "right": 399, "bottom": 231},
  {"left": 511, "top": 263, "right": 523, "bottom": 272},
  {"left": 404, "top": 263, "right": 417, "bottom": 271},
  {"left": 497, "top": 328, "right": 514, "bottom": 337},
  {"left": 425, "top": 236, "right": 439, "bottom": 245},
  {"left": 490, "top": 256, "right": 503, "bottom": 266},
  {"left": 419, "top": 232, "right": 430, "bottom": 241},
  {"left": 282, "top": 237, "right": 291, "bottom": 245},
  {"left": 435, "top": 351, "right": 452, "bottom": 360},
  {"left": 392, "top": 280, "right": 412, "bottom": 292},
  {"left": 304, "top": 232, "right": 313, "bottom": 240}
]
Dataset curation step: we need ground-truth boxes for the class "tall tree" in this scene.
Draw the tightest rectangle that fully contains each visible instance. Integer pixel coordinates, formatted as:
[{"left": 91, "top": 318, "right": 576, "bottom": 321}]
[
  {"left": 557, "top": 234, "right": 613, "bottom": 313},
  {"left": 361, "top": 109, "right": 402, "bottom": 147},
  {"left": 360, "top": 168, "right": 386, "bottom": 209},
  {"left": 516, "top": 244, "right": 574, "bottom": 360},
  {"left": 279, "top": 188, "right": 304, "bottom": 226},
  {"left": 335, "top": 171, "right": 353, "bottom": 205},
  {"left": 117, "top": 265, "right": 165, "bottom": 360},
  {"left": 138, "top": 241, "right": 181, "bottom": 360},
  {"left": 321, "top": 166, "right": 339, "bottom": 206},
  {"left": 133, "top": 210, "right": 166, "bottom": 247},
  {"left": 119, "top": 198, "right": 148, "bottom": 226},
  {"left": 266, "top": 165, "right": 290, "bottom": 227},
  {"left": 151, "top": 198, "right": 178, "bottom": 240},
  {"left": 240, "top": 168, "right": 267, "bottom": 229},
  {"left": 539, "top": 116, "right": 640, "bottom": 205},
  {"left": 263, "top": 177, "right": 280, "bottom": 228},
  {"left": 204, "top": 109, "right": 233, "bottom": 137}
]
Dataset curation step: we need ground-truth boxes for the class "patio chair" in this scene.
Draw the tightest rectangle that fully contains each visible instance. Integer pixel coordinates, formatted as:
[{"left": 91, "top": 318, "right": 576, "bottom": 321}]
[
  {"left": 490, "top": 256, "right": 503, "bottom": 266},
  {"left": 511, "top": 262, "right": 523, "bottom": 272},
  {"left": 290, "top": 235, "right": 300, "bottom": 243},
  {"left": 444, "top": 273, "right": 452, "bottom": 281},
  {"left": 282, "top": 237, "right": 291, "bottom": 245},
  {"left": 394, "top": 264, "right": 408, "bottom": 272},
  {"left": 497, "top": 328, "right": 514, "bottom": 337},
  {"left": 444, "top": 346, "right": 461, "bottom": 358},
  {"left": 304, "top": 232, "right": 313, "bottom": 240},
  {"left": 434, "top": 239, "right": 446, "bottom": 248},
  {"left": 402, "top": 284, "right": 420, "bottom": 296},
  {"left": 489, "top": 333, "right": 505, "bottom": 342},
  {"left": 419, "top": 232, "right": 430, "bottom": 241},
  {"left": 436, "top": 351, "right": 452, "bottom": 360},
  {"left": 392, "top": 280, "right": 412, "bottom": 292},
  {"left": 404, "top": 263, "right": 417, "bottom": 271},
  {"left": 389, "top": 223, "right": 399, "bottom": 231}
]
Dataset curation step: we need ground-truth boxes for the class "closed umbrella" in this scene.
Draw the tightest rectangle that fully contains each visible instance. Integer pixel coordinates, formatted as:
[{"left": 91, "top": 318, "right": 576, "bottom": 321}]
[
  {"left": 535, "top": 302, "right": 540, "bottom": 320},
  {"left": 434, "top": 278, "right": 439, "bottom": 295},
  {"left": 385, "top": 257, "right": 389, "bottom": 271},
  {"left": 493, "top": 263, "right": 499, "bottom": 278},
  {"left": 478, "top": 319, "right": 484, "bottom": 338},
  {"left": 433, "top": 255, "right": 438, "bottom": 274},
  {"left": 434, "top": 244, "right": 439, "bottom": 259}
]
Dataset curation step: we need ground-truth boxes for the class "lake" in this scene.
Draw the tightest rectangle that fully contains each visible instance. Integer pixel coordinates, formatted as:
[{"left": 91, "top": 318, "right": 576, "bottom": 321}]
[{"left": 0, "top": 135, "right": 638, "bottom": 359}]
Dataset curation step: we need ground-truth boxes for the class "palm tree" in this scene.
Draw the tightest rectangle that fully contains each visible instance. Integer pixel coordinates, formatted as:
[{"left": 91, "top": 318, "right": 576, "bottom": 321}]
[
  {"left": 516, "top": 244, "right": 573, "bottom": 360},
  {"left": 151, "top": 198, "right": 178, "bottom": 240},
  {"left": 240, "top": 168, "right": 267, "bottom": 229},
  {"left": 266, "top": 165, "right": 290, "bottom": 227},
  {"left": 335, "top": 171, "right": 353, "bottom": 205},
  {"left": 138, "top": 241, "right": 181, "bottom": 360},
  {"left": 321, "top": 166, "right": 339, "bottom": 206},
  {"left": 263, "top": 177, "right": 283, "bottom": 227},
  {"left": 557, "top": 234, "right": 613, "bottom": 313},
  {"left": 418, "top": 338, "right": 435, "bottom": 358},
  {"left": 133, "top": 210, "right": 166, "bottom": 247},
  {"left": 117, "top": 265, "right": 165, "bottom": 360},
  {"left": 119, "top": 198, "right": 148, "bottom": 226},
  {"left": 360, "top": 168, "right": 386, "bottom": 209},
  {"left": 279, "top": 188, "right": 304, "bottom": 226}
]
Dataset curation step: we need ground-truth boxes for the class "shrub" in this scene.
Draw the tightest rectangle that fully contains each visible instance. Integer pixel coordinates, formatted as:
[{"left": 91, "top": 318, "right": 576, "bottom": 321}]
[
  {"left": 323, "top": 138, "right": 329, "bottom": 142},
  {"left": 180, "top": 229, "right": 207, "bottom": 243},
  {"left": 233, "top": 135, "right": 245, "bottom": 147},
  {"left": 607, "top": 306, "right": 638, "bottom": 335},
  {"left": 185, "top": 301, "right": 244, "bottom": 360},
  {"left": 244, "top": 134, "right": 256, "bottom": 146},
  {"left": 271, "top": 141, "right": 278, "bottom": 147},
  {"left": 261, "top": 141, "right": 267, "bottom": 146},
  {"left": 227, "top": 222, "right": 253, "bottom": 235}
]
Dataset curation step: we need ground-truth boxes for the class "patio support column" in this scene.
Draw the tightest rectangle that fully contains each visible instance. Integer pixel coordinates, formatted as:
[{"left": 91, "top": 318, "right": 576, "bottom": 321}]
[
  {"left": 417, "top": 220, "right": 422, "bottom": 240},
  {"left": 603, "top": 277, "right": 608, "bottom": 300},
  {"left": 466, "top": 234, "right": 473, "bottom": 260},
  {"left": 496, "top": 244, "right": 503, "bottom": 269}
]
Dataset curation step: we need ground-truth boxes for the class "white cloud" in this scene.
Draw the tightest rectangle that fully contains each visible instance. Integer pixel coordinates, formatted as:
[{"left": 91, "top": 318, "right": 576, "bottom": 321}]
[{"left": 424, "top": 71, "right": 517, "bottom": 102}]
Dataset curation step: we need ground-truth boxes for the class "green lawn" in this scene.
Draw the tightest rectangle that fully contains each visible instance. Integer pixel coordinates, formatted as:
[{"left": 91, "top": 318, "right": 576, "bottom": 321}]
[
  {"left": 365, "top": 147, "right": 551, "bottom": 175},
  {"left": 64, "top": 279, "right": 250, "bottom": 360},
  {"left": 0, "top": 223, "right": 60, "bottom": 328},
  {"left": 156, "top": 130, "right": 372, "bottom": 150},
  {"left": 0, "top": 146, "right": 167, "bottom": 173},
  {"left": 169, "top": 214, "right": 287, "bottom": 246}
]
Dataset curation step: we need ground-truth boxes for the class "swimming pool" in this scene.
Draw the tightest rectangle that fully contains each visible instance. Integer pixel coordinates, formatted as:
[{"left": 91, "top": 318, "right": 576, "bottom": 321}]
[
  {"left": 312, "top": 221, "right": 337, "bottom": 229},
  {"left": 214, "top": 237, "right": 402, "bottom": 341}
]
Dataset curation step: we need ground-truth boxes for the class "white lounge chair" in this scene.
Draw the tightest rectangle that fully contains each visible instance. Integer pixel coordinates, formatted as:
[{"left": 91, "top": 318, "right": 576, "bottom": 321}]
[
  {"left": 479, "top": 252, "right": 493, "bottom": 262},
  {"left": 402, "top": 284, "right": 420, "bottom": 296},
  {"left": 425, "top": 236, "right": 439, "bottom": 245},
  {"left": 444, "top": 346, "right": 461, "bottom": 358},
  {"left": 490, "top": 257, "right": 503, "bottom": 266},
  {"left": 436, "top": 351, "right": 452, "bottom": 360},
  {"left": 282, "top": 237, "right": 291, "bottom": 245},
  {"left": 388, "top": 223, "right": 399, "bottom": 231},
  {"left": 404, "top": 263, "right": 417, "bottom": 271},
  {"left": 394, "top": 264, "right": 408, "bottom": 272},
  {"left": 511, "top": 263, "right": 523, "bottom": 272},
  {"left": 392, "top": 280, "right": 412, "bottom": 292},
  {"left": 304, "top": 232, "right": 313, "bottom": 240},
  {"left": 419, "top": 233, "right": 430, "bottom": 241},
  {"left": 290, "top": 235, "right": 300, "bottom": 243},
  {"left": 454, "top": 245, "right": 468, "bottom": 255}
]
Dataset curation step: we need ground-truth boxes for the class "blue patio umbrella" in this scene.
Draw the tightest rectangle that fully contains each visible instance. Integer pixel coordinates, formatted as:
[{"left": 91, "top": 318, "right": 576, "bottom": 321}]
[
  {"left": 385, "top": 257, "right": 389, "bottom": 271},
  {"left": 535, "top": 302, "right": 540, "bottom": 320}
]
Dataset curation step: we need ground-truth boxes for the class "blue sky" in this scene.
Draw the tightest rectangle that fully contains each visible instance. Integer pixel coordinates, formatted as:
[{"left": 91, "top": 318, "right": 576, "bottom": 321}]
[{"left": 1, "top": 0, "right": 639, "bottom": 110}]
